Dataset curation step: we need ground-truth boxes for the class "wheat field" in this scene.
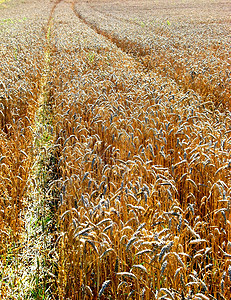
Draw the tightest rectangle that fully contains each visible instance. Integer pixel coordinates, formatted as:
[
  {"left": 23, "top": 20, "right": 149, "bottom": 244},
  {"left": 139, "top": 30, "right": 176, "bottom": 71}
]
[{"left": 0, "top": 0, "right": 230, "bottom": 299}]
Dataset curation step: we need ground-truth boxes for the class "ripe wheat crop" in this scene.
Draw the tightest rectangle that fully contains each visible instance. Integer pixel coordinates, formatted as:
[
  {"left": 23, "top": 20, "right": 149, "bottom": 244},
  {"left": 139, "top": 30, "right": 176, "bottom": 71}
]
[{"left": 0, "top": 0, "right": 230, "bottom": 299}]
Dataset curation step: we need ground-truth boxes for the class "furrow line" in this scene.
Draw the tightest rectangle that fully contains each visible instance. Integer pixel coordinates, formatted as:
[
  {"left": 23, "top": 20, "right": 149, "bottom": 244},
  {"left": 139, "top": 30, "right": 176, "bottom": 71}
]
[
  {"left": 71, "top": 2, "right": 230, "bottom": 110},
  {"left": 21, "top": 7, "right": 60, "bottom": 297},
  {"left": 70, "top": 2, "right": 149, "bottom": 72}
]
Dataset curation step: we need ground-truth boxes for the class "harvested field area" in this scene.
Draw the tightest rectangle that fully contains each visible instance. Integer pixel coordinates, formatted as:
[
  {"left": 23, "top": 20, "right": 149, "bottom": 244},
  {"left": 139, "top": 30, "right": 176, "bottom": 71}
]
[{"left": 0, "top": 0, "right": 230, "bottom": 299}]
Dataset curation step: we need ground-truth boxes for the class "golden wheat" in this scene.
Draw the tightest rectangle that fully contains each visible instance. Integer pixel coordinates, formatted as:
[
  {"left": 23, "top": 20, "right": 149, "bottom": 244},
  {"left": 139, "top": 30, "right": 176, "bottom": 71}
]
[{"left": 0, "top": 0, "right": 230, "bottom": 299}]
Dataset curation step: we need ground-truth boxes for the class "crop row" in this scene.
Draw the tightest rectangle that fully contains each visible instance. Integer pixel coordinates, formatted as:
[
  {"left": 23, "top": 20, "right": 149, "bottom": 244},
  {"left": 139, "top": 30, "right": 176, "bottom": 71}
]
[
  {"left": 74, "top": 0, "right": 230, "bottom": 110},
  {"left": 47, "top": 3, "right": 231, "bottom": 298},
  {"left": 0, "top": 0, "right": 230, "bottom": 298},
  {"left": 0, "top": 1, "right": 54, "bottom": 297}
]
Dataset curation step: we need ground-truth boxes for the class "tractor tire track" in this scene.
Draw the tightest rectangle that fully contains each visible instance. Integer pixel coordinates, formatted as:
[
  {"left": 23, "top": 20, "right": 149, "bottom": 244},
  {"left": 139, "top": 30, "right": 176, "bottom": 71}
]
[
  {"left": 70, "top": 2, "right": 151, "bottom": 72},
  {"left": 71, "top": 1, "right": 230, "bottom": 110}
]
